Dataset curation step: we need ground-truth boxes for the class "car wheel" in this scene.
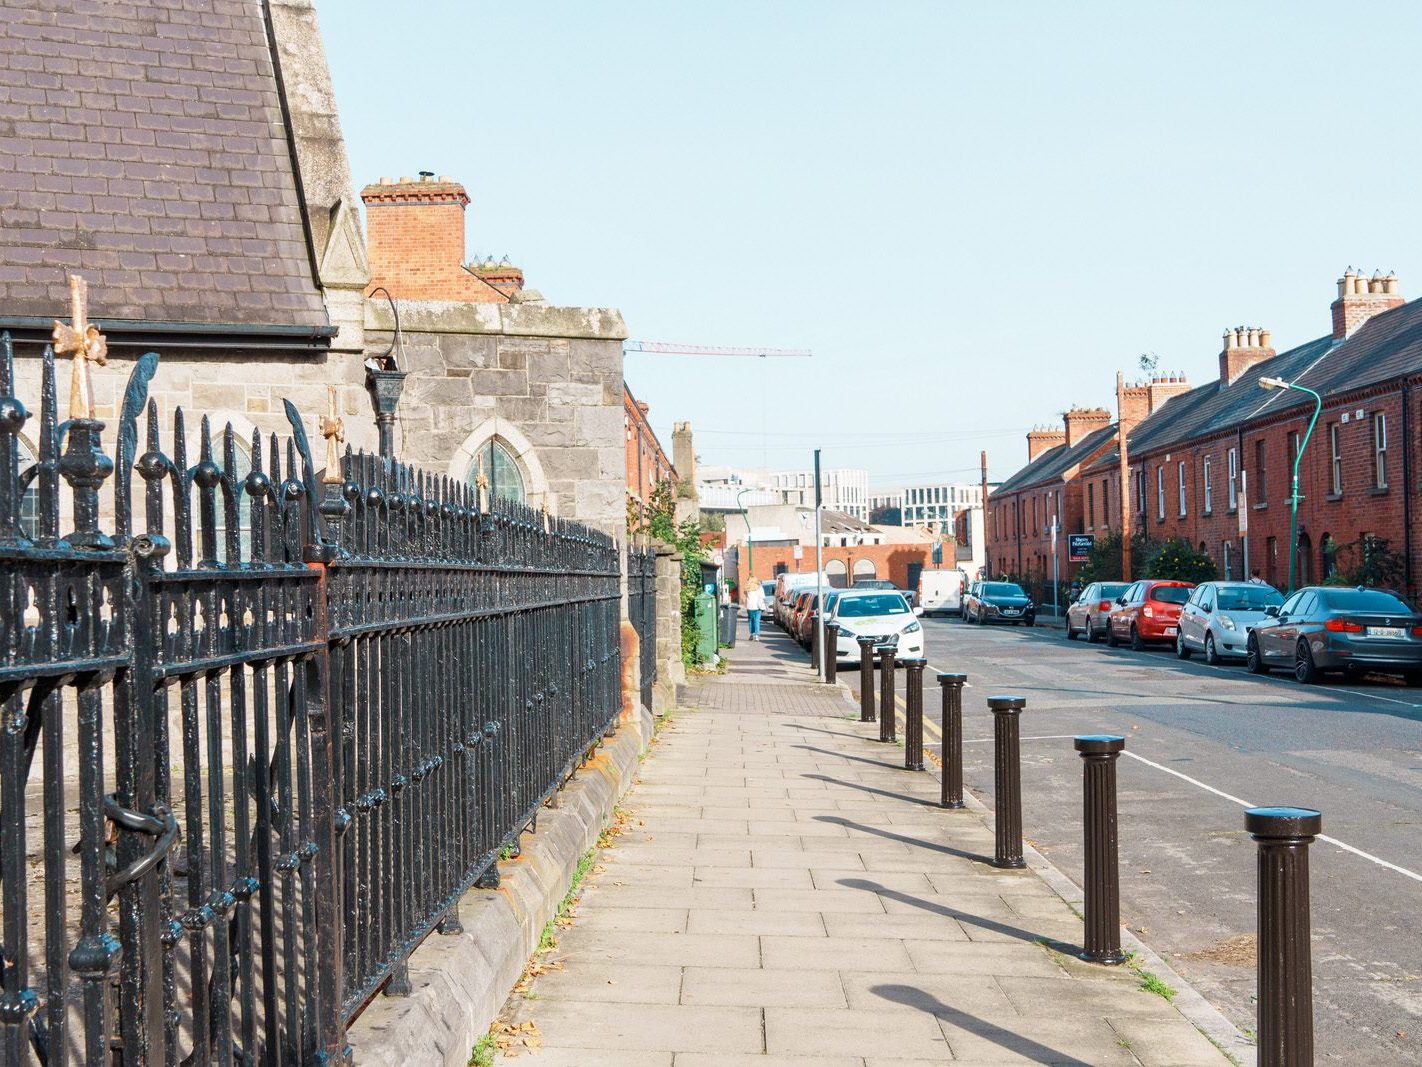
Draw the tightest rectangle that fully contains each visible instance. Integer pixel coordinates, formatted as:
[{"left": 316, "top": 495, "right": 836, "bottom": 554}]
[
  {"left": 1175, "top": 632, "right": 1191, "bottom": 660},
  {"left": 1406, "top": 671, "right": 1422, "bottom": 688},
  {"left": 1024, "top": 618, "right": 1034, "bottom": 627},
  {"left": 1106, "top": 623, "right": 1120, "bottom": 648},
  {"left": 1294, "top": 639, "right": 1320, "bottom": 684},
  {"left": 1130, "top": 625, "right": 1145, "bottom": 652},
  {"left": 1204, "top": 633, "right": 1221, "bottom": 666},
  {"left": 1086, "top": 621, "right": 1101, "bottom": 644},
  {"left": 1246, "top": 635, "right": 1270, "bottom": 674}
]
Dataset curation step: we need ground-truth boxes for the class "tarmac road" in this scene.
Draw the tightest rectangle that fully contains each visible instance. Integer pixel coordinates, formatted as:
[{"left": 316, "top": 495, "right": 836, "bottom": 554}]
[{"left": 822, "top": 612, "right": 1422, "bottom": 1064}]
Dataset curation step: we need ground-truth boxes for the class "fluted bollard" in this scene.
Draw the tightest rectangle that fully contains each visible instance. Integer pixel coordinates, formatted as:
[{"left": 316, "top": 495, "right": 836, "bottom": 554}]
[
  {"left": 824, "top": 622, "right": 840, "bottom": 684},
  {"left": 900, "top": 659, "right": 926, "bottom": 769},
  {"left": 1248, "top": 806, "right": 1321, "bottom": 1067},
  {"left": 857, "top": 636, "right": 876, "bottom": 722},
  {"left": 937, "top": 673, "right": 967, "bottom": 808},
  {"left": 988, "top": 696, "right": 1026, "bottom": 868},
  {"left": 1074, "top": 735, "right": 1126, "bottom": 964},
  {"left": 877, "top": 644, "right": 897, "bottom": 743}
]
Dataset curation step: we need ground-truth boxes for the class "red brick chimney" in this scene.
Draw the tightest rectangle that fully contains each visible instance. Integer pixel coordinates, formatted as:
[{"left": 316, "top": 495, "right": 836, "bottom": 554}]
[
  {"left": 1331, "top": 269, "right": 1403, "bottom": 340},
  {"left": 360, "top": 173, "right": 512, "bottom": 303},
  {"left": 1026, "top": 427, "right": 1066, "bottom": 461},
  {"left": 1119, "top": 375, "right": 1191, "bottom": 429},
  {"left": 1218, "top": 327, "right": 1276, "bottom": 386},
  {"left": 1063, "top": 406, "right": 1111, "bottom": 447}
]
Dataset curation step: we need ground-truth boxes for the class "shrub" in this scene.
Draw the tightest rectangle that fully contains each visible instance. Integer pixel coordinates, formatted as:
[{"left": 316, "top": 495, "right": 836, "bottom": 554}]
[
  {"left": 1143, "top": 537, "right": 1218, "bottom": 584},
  {"left": 1330, "top": 536, "right": 1405, "bottom": 590},
  {"left": 639, "top": 480, "right": 710, "bottom": 668}
]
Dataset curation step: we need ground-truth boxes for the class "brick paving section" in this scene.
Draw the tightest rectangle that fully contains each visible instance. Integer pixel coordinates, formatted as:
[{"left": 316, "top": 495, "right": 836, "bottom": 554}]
[{"left": 498, "top": 634, "right": 1232, "bottom": 1065}]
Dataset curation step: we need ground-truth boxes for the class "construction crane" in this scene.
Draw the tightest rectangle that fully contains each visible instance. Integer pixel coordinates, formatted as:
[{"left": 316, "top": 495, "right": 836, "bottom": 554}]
[{"left": 623, "top": 340, "right": 812, "bottom": 358}]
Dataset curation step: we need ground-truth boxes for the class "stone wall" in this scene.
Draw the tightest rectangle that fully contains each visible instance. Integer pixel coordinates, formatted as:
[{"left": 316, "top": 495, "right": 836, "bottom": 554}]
[
  {"left": 653, "top": 543, "right": 685, "bottom": 713},
  {"left": 366, "top": 298, "right": 628, "bottom": 538}
]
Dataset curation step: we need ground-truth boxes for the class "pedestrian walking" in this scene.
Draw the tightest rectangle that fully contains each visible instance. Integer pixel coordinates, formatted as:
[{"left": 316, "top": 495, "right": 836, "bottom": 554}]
[
  {"left": 1249, "top": 569, "right": 1268, "bottom": 585},
  {"left": 744, "top": 581, "right": 765, "bottom": 641}
]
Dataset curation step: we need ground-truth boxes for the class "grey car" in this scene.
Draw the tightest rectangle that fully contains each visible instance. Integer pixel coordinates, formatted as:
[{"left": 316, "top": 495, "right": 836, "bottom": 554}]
[
  {"left": 1245, "top": 586, "right": 1422, "bottom": 684},
  {"left": 1175, "top": 581, "right": 1283, "bottom": 664},
  {"left": 1065, "top": 581, "right": 1131, "bottom": 642}
]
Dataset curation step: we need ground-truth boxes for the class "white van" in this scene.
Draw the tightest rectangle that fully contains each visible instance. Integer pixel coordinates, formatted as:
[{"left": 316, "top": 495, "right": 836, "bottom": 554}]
[{"left": 917, "top": 569, "right": 966, "bottom": 617}]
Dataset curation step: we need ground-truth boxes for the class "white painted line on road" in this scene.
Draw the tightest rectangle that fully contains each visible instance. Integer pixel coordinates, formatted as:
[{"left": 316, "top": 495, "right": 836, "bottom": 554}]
[
  {"left": 1122, "top": 750, "right": 1422, "bottom": 886},
  {"left": 962, "top": 735, "right": 1078, "bottom": 744}
]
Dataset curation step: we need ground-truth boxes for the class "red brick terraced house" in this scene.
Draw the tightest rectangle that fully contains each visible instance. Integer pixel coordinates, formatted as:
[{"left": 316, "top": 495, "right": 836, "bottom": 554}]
[{"left": 990, "top": 269, "right": 1422, "bottom": 598}]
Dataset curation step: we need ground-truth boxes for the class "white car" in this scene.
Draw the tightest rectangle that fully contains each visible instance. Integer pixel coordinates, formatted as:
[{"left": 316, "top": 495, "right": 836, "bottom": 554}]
[{"left": 827, "top": 591, "right": 925, "bottom": 664}]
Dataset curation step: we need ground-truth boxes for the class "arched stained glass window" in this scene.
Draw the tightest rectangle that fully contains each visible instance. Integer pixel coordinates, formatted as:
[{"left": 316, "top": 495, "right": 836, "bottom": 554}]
[{"left": 466, "top": 438, "right": 526, "bottom": 505}]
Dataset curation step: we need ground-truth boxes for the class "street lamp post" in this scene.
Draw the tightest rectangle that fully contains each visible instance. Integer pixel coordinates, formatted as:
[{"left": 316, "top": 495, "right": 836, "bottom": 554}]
[
  {"left": 1259, "top": 376, "right": 1323, "bottom": 595},
  {"left": 736, "top": 487, "right": 754, "bottom": 584}
]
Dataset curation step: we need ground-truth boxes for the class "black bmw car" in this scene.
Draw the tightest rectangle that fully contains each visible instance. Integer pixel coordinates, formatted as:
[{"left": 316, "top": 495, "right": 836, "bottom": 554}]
[
  {"left": 1246, "top": 585, "right": 1422, "bottom": 684},
  {"left": 966, "top": 581, "right": 1036, "bottom": 626}
]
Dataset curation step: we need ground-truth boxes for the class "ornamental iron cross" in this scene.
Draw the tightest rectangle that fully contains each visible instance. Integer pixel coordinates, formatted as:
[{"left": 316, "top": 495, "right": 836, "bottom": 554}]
[
  {"left": 475, "top": 453, "right": 489, "bottom": 512},
  {"left": 319, "top": 385, "right": 344, "bottom": 484},
  {"left": 52, "top": 274, "right": 108, "bottom": 420}
]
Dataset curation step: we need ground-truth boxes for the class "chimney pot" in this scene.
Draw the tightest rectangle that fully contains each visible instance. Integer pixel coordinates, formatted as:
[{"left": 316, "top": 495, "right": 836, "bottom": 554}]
[
  {"left": 1260, "top": 329, "right": 1271, "bottom": 348},
  {"left": 1246, "top": 327, "right": 1259, "bottom": 347},
  {"left": 398, "top": 176, "right": 414, "bottom": 184},
  {"left": 1331, "top": 267, "right": 1405, "bottom": 339}
]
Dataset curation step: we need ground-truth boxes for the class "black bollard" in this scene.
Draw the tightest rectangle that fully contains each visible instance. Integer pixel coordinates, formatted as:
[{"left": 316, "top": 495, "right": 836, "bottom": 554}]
[
  {"left": 824, "top": 622, "right": 840, "bottom": 684},
  {"left": 1247, "top": 806, "right": 1321, "bottom": 1067},
  {"left": 857, "top": 636, "right": 876, "bottom": 722},
  {"left": 877, "top": 644, "right": 897, "bottom": 742},
  {"left": 937, "top": 673, "right": 967, "bottom": 808},
  {"left": 901, "top": 659, "right": 926, "bottom": 770},
  {"left": 1074, "top": 735, "right": 1126, "bottom": 964},
  {"left": 988, "top": 695, "right": 1026, "bottom": 868}
]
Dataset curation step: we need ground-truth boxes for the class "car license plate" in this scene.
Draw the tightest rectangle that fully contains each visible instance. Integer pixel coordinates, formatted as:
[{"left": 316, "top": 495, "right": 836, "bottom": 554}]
[
  {"left": 1165, "top": 627, "right": 1177, "bottom": 636},
  {"left": 1003, "top": 609, "right": 1019, "bottom": 615},
  {"left": 1366, "top": 626, "right": 1406, "bottom": 639}
]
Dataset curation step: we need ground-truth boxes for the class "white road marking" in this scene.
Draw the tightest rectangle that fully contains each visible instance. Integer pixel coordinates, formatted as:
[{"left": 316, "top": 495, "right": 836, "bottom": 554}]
[
  {"left": 962, "top": 735, "right": 1079, "bottom": 744},
  {"left": 1121, "top": 750, "right": 1422, "bottom": 886}
]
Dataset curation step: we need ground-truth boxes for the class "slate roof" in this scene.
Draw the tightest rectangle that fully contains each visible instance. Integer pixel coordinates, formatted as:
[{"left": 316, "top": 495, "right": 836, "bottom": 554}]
[
  {"left": 993, "top": 422, "right": 1118, "bottom": 494},
  {"left": 0, "top": 0, "right": 328, "bottom": 329},
  {"left": 1112, "top": 296, "right": 1422, "bottom": 463}
]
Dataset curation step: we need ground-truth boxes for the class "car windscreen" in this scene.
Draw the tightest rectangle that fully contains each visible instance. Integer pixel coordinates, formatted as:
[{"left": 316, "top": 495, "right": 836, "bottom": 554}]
[
  {"left": 1319, "top": 589, "right": 1414, "bottom": 614},
  {"left": 983, "top": 583, "right": 1026, "bottom": 597},
  {"left": 1099, "top": 583, "right": 1130, "bottom": 597},
  {"left": 836, "top": 594, "right": 909, "bottom": 617},
  {"left": 1216, "top": 586, "right": 1284, "bottom": 611},
  {"left": 1149, "top": 586, "right": 1191, "bottom": 604},
  {"left": 761, "top": 582, "right": 775, "bottom": 595}
]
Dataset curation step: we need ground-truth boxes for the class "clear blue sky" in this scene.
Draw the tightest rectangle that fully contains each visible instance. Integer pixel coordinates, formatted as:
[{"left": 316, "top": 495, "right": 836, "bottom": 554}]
[{"left": 320, "top": 2, "right": 1422, "bottom": 487}]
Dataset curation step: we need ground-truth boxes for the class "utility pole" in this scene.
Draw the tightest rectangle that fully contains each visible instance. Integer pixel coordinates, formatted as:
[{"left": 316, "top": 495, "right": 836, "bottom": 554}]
[
  {"left": 814, "top": 449, "right": 826, "bottom": 682},
  {"left": 980, "top": 450, "right": 989, "bottom": 576},
  {"left": 1116, "top": 372, "right": 1133, "bottom": 582}
]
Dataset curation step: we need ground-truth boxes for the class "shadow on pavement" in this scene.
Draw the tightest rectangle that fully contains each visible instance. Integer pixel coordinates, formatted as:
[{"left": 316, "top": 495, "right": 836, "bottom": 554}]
[
  {"left": 870, "top": 984, "right": 1091, "bottom": 1066},
  {"left": 838, "top": 877, "right": 1066, "bottom": 949},
  {"left": 812, "top": 814, "right": 992, "bottom": 865},
  {"left": 801, "top": 771, "right": 943, "bottom": 809}
]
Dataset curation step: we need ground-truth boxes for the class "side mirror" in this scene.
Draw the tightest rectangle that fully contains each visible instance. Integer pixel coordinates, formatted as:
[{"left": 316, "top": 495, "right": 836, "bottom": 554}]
[
  {"left": 1264, "top": 605, "right": 1280, "bottom": 617},
  {"left": 1114, "top": 597, "right": 1125, "bottom": 606},
  {"left": 912, "top": 605, "right": 924, "bottom": 617}
]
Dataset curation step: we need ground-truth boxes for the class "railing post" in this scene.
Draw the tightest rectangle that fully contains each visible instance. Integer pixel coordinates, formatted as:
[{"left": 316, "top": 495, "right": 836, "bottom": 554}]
[
  {"left": 857, "top": 636, "right": 876, "bottom": 722},
  {"left": 824, "top": 622, "right": 840, "bottom": 684},
  {"left": 1247, "top": 806, "right": 1321, "bottom": 1067},
  {"left": 988, "top": 695, "right": 1027, "bottom": 868},
  {"left": 1074, "top": 735, "right": 1126, "bottom": 964},
  {"left": 936, "top": 673, "right": 966, "bottom": 808},
  {"left": 877, "top": 644, "right": 897, "bottom": 743},
  {"left": 900, "top": 659, "right": 925, "bottom": 770}
]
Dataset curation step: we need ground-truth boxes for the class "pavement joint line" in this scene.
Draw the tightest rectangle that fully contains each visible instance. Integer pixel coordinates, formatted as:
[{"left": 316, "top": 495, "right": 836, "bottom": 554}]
[{"left": 1122, "top": 749, "right": 1422, "bottom": 885}]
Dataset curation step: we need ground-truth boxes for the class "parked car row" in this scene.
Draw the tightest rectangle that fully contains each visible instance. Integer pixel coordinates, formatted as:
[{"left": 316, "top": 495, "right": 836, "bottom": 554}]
[
  {"left": 771, "top": 580, "right": 926, "bottom": 664},
  {"left": 1061, "top": 578, "right": 1422, "bottom": 686}
]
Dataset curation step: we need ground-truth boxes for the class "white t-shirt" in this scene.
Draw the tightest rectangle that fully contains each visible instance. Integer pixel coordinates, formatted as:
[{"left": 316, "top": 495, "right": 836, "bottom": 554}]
[{"left": 745, "top": 586, "right": 766, "bottom": 612}]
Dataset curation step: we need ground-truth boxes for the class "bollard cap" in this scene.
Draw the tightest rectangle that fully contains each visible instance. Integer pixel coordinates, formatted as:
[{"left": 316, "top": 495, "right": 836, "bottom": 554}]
[
  {"left": 986, "top": 695, "right": 1026, "bottom": 712},
  {"left": 1074, "top": 734, "right": 1125, "bottom": 755},
  {"left": 899, "top": 657, "right": 926, "bottom": 672},
  {"left": 825, "top": 621, "right": 839, "bottom": 631},
  {"left": 1245, "top": 806, "right": 1321, "bottom": 839},
  {"left": 875, "top": 643, "right": 897, "bottom": 654},
  {"left": 937, "top": 672, "right": 967, "bottom": 685},
  {"left": 855, "top": 634, "right": 877, "bottom": 645}
]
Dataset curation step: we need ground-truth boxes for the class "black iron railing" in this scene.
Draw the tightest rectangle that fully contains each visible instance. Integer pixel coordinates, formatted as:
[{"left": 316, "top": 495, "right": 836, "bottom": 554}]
[
  {"left": 627, "top": 543, "right": 657, "bottom": 711},
  {"left": 0, "top": 337, "right": 624, "bottom": 1063}
]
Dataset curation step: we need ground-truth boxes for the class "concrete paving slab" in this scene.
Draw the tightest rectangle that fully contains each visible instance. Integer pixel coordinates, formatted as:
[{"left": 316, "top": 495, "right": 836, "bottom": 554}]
[
  {"left": 680, "top": 965, "right": 848, "bottom": 1008},
  {"left": 572, "top": 906, "right": 690, "bottom": 934},
  {"left": 559, "top": 929, "right": 761, "bottom": 969},
  {"left": 685, "top": 909, "right": 826, "bottom": 937},
  {"left": 519, "top": 1000, "right": 763, "bottom": 1054},
  {"left": 530, "top": 961, "right": 684, "bottom": 1004},
  {"left": 765, "top": 1007, "right": 954, "bottom": 1059},
  {"left": 760, "top": 935, "right": 914, "bottom": 971}
]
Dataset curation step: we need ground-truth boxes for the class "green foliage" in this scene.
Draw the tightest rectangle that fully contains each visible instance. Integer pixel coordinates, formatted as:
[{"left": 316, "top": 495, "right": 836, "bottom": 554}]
[
  {"left": 468, "top": 1032, "right": 497, "bottom": 1067},
  {"left": 637, "top": 480, "right": 710, "bottom": 668},
  {"left": 1330, "top": 535, "right": 1405, "bottom": 589},
  {"left": 1143, "top": 537, "right": 1219, "bottom": 583},
  {"left": 1076, "top": 530, "right": 1152, "bottom": 584}
]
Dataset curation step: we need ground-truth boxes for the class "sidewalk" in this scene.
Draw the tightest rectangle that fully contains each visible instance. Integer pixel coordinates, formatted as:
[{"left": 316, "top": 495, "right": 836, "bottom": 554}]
[{"left": 494, "top": 631, "right": 1237, "bottom": 1066}]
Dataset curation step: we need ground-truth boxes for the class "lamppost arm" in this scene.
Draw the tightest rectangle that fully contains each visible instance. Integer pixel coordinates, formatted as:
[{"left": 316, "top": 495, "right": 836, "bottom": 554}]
[{"left": 1260, "top": 377, "right": 1323, "bottom": 594}]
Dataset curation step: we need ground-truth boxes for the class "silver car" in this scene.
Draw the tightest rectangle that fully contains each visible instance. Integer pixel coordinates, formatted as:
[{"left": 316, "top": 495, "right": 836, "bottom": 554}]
[{"left": 1174, "top": 580, "right": 1283, "bottom": 664}]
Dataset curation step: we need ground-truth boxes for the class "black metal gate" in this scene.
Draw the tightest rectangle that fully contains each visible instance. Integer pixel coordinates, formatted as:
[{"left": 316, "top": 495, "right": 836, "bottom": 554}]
[
  {"left": 0, "top": 337, "right": 623, "bottom": 1063},
  {"left": 626, "top": 544, "right": 657, "bottom": 713}
]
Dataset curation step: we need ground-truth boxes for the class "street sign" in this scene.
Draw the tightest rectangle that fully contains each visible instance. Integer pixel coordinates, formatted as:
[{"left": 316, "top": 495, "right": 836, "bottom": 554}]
[{"left": 1068, "top": 534, "right": 1094, "bottom": 562}]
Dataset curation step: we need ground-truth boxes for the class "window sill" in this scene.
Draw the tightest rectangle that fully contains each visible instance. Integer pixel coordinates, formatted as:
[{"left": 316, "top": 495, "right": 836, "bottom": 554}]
[
  {"left": 1252, "top": 503, "right": 1268, "bottom": 511},
  {"left": 1369, "top": 486, "right": 1390, "bottom": 496},
  {"left": 1325, "top": 493, "right": 1343, "bottom": 502},
  {"left": 1203, "top": 509, "right": 1213, "bottom": 517}
]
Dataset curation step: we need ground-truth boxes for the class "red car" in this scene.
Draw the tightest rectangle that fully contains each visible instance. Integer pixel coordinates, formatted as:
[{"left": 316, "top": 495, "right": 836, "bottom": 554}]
[{"left": 1107, "top": 579, "right": 1195, "bottom": 650}]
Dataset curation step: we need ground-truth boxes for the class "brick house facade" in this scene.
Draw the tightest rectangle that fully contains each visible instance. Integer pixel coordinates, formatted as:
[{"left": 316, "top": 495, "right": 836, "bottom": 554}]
[
  {"left": 624, "top": 385, "right": 677, "bottom": 517},
  {"left": 991, "top": 270, "right": 1422, "bottom": 598}
]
